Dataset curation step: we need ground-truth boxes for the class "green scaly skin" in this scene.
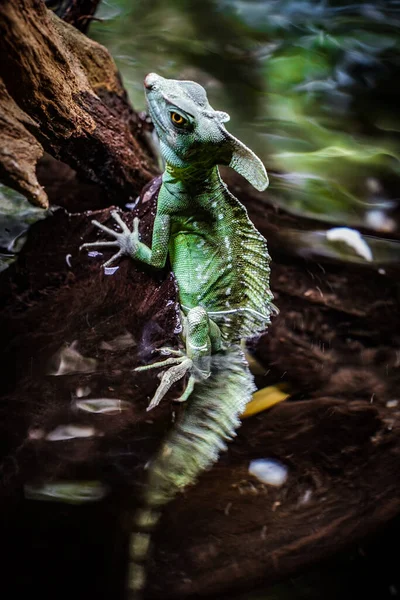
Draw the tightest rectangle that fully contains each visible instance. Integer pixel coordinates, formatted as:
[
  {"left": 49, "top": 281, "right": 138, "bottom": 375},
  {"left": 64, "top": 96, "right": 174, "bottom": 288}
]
[{"left": 81, "top": 73, "right": 274, "bottom": 597}]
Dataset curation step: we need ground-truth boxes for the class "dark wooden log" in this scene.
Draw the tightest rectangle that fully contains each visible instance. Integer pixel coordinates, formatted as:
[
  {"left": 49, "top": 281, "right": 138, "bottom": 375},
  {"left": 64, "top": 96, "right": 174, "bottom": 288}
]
[
  {"left": 1, "top": 176, "right": 399, "bottom": 599},
  {"left": 151, "top": 399, "right": 400, "bottom": 598},
  {"left": 0, "top": 179, "right": 179, "bottom": 599}
]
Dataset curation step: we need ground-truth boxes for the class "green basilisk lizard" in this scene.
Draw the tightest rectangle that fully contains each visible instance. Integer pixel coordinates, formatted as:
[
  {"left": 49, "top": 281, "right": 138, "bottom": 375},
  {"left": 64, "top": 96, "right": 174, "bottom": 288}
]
[{"left": 81, "top": 73, "right": 274, "bottom": 597}]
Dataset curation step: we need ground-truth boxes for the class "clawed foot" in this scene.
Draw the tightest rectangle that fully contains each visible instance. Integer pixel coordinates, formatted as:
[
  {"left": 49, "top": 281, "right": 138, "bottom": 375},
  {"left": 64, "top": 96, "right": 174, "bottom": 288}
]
[
  {"left": 135, "top": 349, "right": 196, "bottom": 410},
  {"left": 135, "top": 348, "right": 186, "bottom": 374},
  {"left": 80, "top": 210, "right": 139, "bottom": 268}
]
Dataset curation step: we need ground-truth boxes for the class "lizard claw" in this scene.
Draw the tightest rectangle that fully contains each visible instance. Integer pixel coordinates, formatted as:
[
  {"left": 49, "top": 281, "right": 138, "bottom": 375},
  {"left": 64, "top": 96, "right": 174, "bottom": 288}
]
[
  {"left": 158, "top": 347, "right": 184, "bottom": 357},
  {"left": 134, "top": 351, "right": 195, "bottom": 409},
  {"left": 80, "top": 211, "right": 140, "bottom": 268},
  {"left": 174, "top": 375, "right": 196, "bottom": 403},
  {"left": 146, "top": 358, "right": 193, "bottom": 411},
  {"left": 134, "top": 355, "right": 186, "bottom": 373}
]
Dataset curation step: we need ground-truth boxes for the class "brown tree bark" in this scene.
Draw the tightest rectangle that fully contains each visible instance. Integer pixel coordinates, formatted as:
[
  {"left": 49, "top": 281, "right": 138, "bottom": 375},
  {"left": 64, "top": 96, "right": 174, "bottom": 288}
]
[
  {"left": 0, "top": 0, "right": 157, "bottom": 208},
  {"left": 0, "top": 1, "right": 400, "bottom": 600}
]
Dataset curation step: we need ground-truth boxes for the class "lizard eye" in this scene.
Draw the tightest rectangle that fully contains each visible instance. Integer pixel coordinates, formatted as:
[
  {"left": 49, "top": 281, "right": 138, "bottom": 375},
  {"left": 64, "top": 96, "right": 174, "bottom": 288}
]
[{"left": 170, "top": 112, "right": 187, "bottom": 127}]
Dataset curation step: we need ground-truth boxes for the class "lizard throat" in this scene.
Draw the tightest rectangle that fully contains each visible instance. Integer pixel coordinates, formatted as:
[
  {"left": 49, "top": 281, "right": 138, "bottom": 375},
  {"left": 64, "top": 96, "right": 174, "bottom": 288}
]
[{"left": 163, "top": 164, "right": 221, "bottom": 192}]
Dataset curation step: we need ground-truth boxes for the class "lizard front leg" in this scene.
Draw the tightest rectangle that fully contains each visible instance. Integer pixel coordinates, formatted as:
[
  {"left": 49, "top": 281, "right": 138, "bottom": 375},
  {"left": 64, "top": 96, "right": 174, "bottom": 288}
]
[
  {"left": 80, "top": 210, "right": 170, "bottom": 269},
  {"left": 80, "top": 211, "right": 139, "bottom": 268}
]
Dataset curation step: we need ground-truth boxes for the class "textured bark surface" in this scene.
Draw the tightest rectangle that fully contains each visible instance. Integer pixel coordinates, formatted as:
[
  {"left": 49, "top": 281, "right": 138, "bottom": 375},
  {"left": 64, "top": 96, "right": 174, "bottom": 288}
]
[
  {"left": 0, "top": 79, "right": 46, "bottom": 207},
  {"left": 0, "top": 0, "right": 157, "bottom": 208},
  {"left": 0, "top": 1, "right": 400, "bottom": 599},
  {"left": 1, "top": 178, "right": 399, "bottom": 599}
]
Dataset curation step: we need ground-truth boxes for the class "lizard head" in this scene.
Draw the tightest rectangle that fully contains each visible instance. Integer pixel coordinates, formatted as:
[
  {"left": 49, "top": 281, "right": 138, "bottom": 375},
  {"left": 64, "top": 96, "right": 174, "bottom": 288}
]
[{"left": 144, "top": 73, "right": 269, "bottom": 191}]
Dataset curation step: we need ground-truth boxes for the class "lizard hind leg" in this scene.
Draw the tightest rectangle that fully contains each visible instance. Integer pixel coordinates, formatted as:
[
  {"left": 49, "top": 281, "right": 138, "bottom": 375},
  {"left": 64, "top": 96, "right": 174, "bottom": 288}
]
[
  {"left": 185, "top": 306, "right": 213, "bottom": 377},
  {"left": 135, "top": 352, "right": 194, "bottom": 411},
  {"left": 135, "top": 307, "right": 219, "bottom": 411},
  {"left": 146, "top": 358, "right": 193, "bottom": 411}
]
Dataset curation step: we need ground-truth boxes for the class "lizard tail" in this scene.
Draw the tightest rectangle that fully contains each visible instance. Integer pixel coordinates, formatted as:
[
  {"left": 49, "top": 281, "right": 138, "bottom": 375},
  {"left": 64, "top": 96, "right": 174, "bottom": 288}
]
[{"left": 127, "top": 344, "right": 255, "bottom": 598}]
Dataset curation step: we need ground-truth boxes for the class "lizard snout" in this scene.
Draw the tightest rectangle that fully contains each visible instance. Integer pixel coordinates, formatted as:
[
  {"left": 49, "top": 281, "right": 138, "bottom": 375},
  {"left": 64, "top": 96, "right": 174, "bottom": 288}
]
[{"left": 144, "top": 73, "right": 159, "bottom": 90}]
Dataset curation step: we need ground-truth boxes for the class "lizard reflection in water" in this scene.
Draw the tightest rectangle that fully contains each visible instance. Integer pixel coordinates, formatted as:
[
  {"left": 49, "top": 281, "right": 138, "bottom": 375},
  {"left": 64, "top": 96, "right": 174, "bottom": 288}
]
[{"left": 81, "top": 73, "right": 275, "bottom": 597}]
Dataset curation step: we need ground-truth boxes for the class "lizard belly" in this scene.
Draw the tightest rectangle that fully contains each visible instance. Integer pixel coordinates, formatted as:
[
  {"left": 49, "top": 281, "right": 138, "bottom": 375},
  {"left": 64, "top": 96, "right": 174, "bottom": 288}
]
[{"left": 169, "top": 231, "right": 233, "bottom": 311}]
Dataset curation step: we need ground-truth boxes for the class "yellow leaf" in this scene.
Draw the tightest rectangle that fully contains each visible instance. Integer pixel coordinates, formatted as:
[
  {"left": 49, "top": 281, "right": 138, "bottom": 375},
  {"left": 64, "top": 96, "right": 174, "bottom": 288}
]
[{"left": 242, "top": 385, "right": 290, "bottom": 418}]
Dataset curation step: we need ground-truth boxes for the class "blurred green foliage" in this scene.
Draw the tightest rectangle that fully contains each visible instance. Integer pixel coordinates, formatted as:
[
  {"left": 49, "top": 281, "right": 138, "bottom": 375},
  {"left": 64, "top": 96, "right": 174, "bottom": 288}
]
[{"left": 91, "top": 0, "right": 400, "bottom": 230}]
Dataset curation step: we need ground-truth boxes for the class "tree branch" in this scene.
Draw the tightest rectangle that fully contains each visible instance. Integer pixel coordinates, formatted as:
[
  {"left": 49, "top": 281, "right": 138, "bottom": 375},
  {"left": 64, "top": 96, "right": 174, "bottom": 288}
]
[
  {"left": 45, "top": 0, "right": 102, "bottom": 33},
  {"left": 0, "top": 0, "right": 158, "bottom": 208}
]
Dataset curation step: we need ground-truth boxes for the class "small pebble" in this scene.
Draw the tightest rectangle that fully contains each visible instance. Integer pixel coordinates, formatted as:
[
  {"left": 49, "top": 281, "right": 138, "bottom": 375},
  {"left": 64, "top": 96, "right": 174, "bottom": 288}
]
[
  {"left": 248, "top": 458, "right": 288, "bottom": 487},
  {"left": 386, "top": 400, "right": 398, "bottom": 408}
]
